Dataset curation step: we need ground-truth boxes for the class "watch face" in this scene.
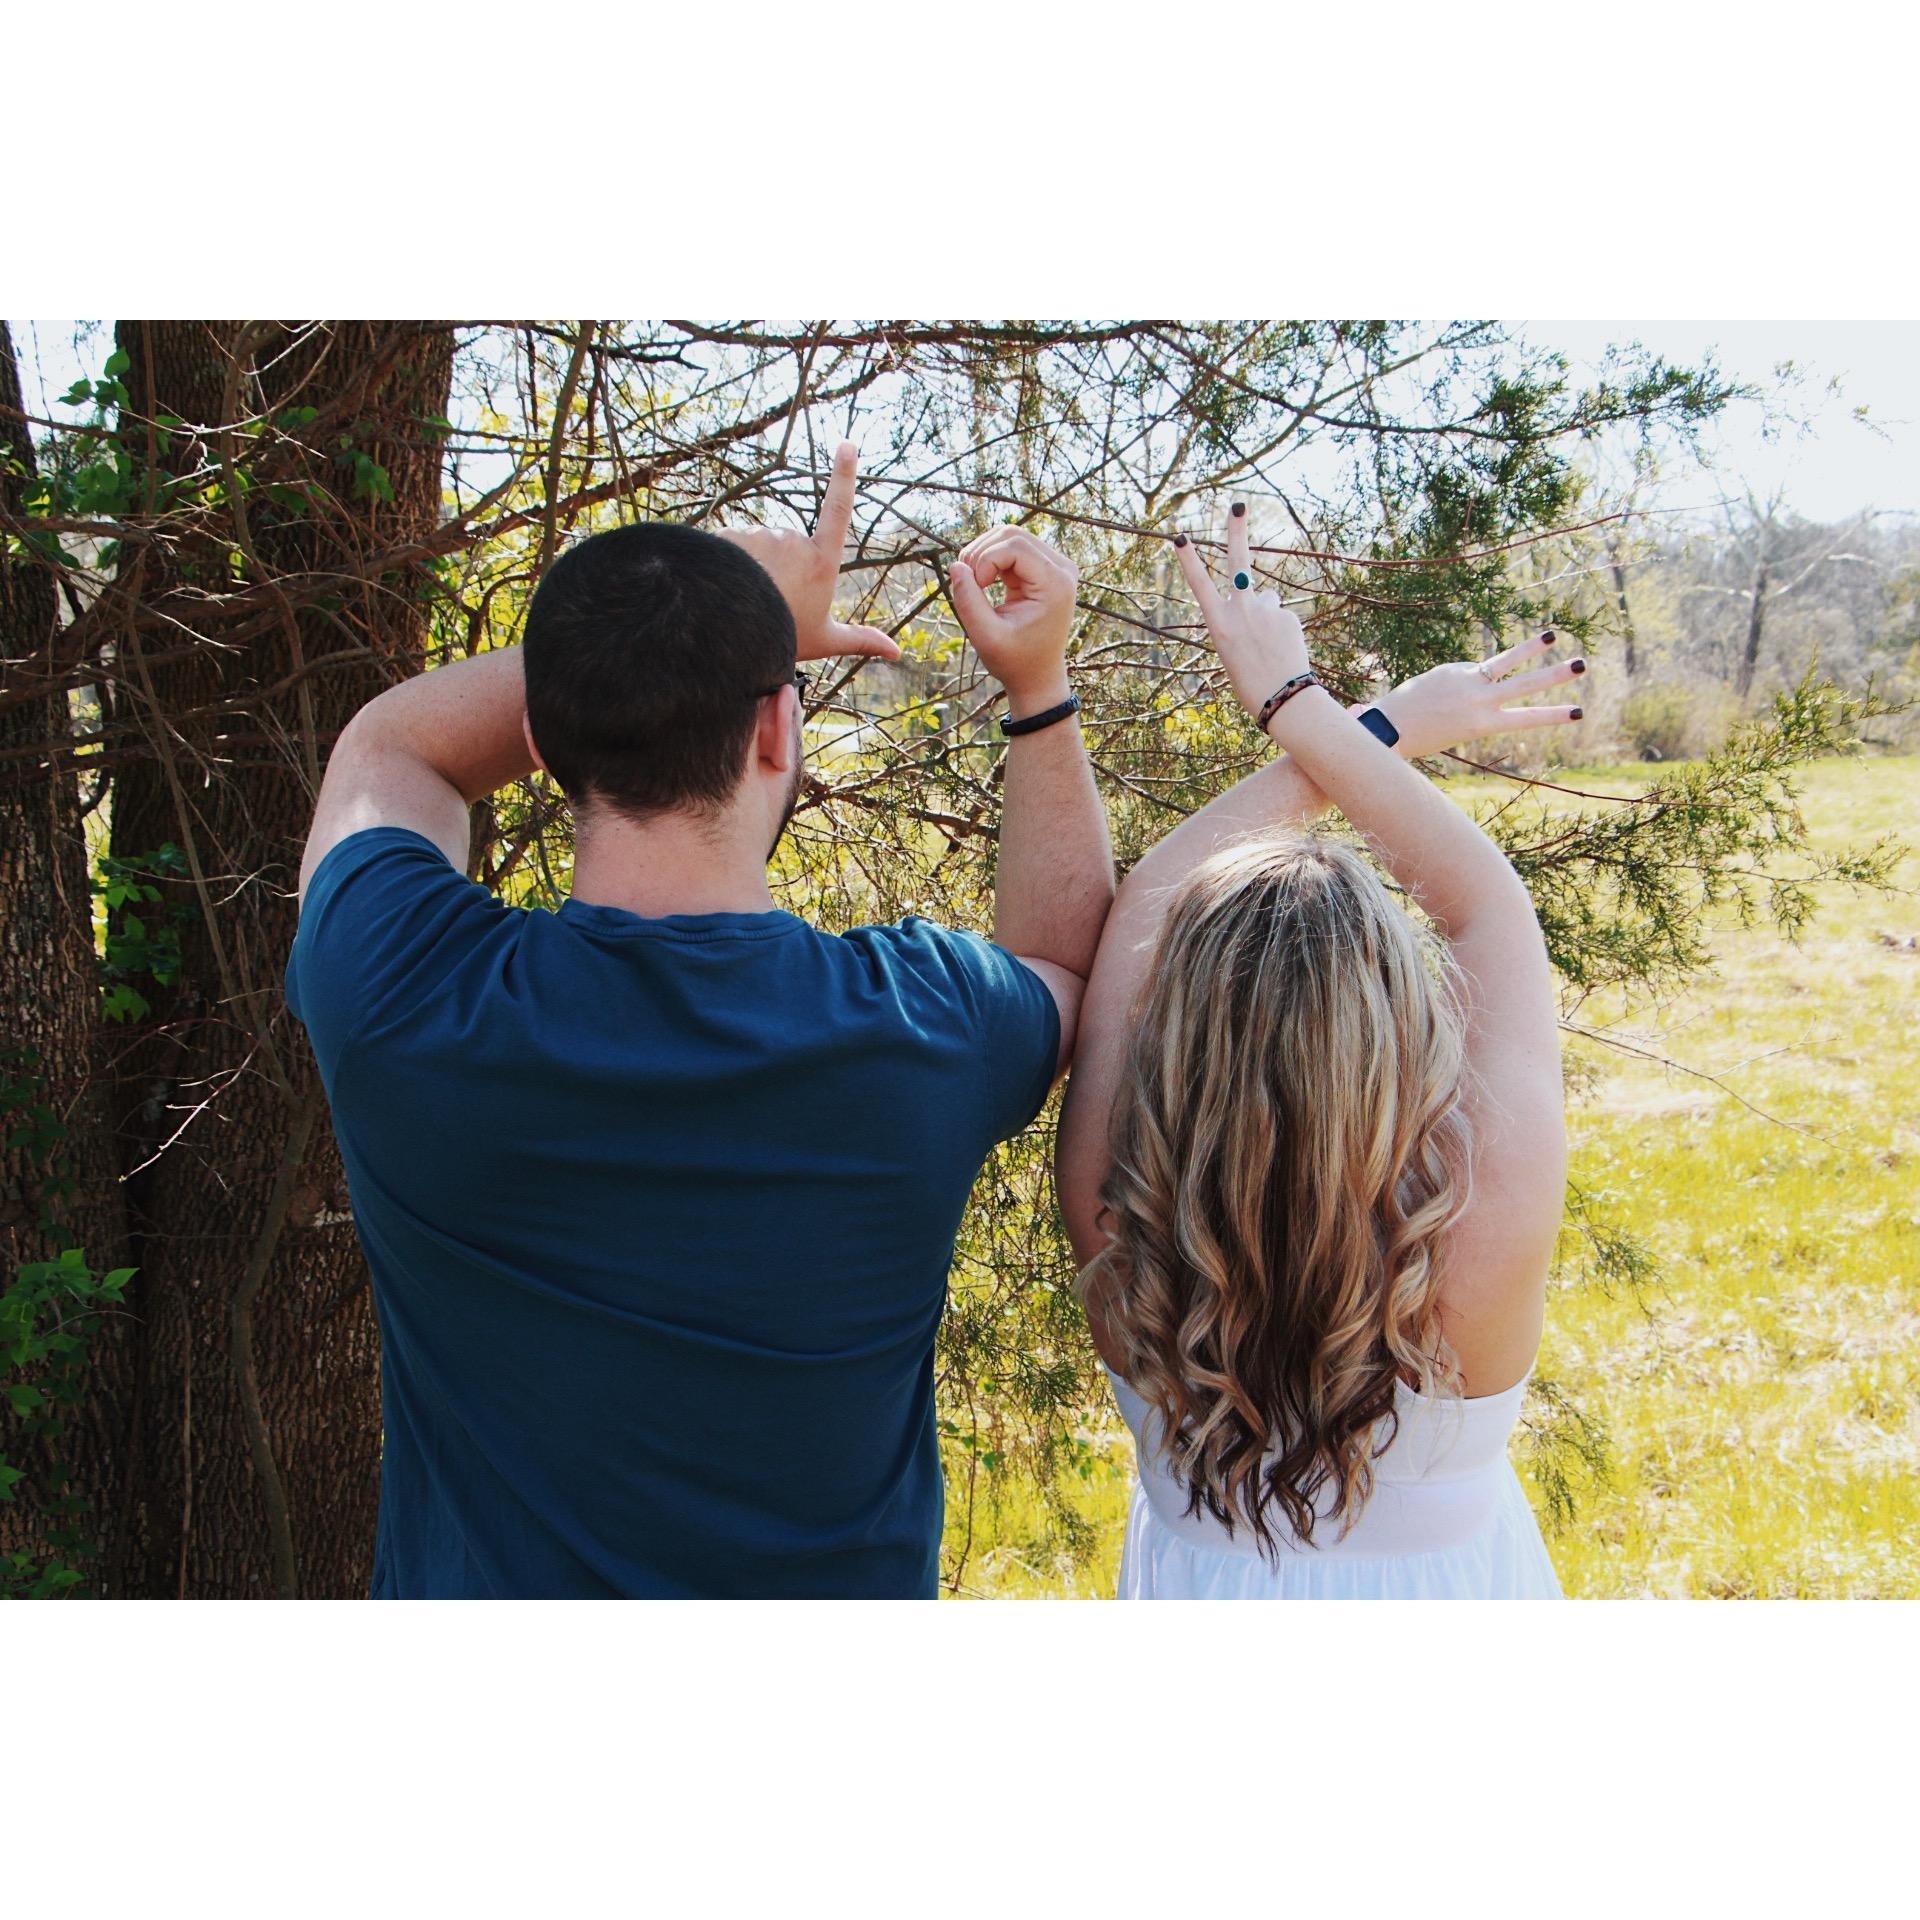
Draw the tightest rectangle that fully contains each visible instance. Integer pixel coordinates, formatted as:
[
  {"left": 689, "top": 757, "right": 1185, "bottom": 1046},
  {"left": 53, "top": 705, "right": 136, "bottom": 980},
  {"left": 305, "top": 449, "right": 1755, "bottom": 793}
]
[{"left": 1357, "top": 707, "right": 1399, "bottom": 748}]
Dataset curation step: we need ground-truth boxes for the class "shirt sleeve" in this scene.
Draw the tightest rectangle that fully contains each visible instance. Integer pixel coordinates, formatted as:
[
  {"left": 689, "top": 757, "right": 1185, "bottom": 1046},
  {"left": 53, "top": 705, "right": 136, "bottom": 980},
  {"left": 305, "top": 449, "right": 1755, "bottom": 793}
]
[
  {"left": 285, "top": 827, "right": 500, "bottom": 1078},
  {"left": 871, "top": 917, "right": 1062, "bottom": 1147}
]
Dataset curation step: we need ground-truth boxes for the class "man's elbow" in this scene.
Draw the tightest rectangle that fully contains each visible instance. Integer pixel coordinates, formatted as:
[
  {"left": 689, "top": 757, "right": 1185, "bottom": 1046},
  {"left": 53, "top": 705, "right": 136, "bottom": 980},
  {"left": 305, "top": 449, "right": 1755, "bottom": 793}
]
[{"left": 1048, "top": 968, "right": 1088, "bottom": 1079}]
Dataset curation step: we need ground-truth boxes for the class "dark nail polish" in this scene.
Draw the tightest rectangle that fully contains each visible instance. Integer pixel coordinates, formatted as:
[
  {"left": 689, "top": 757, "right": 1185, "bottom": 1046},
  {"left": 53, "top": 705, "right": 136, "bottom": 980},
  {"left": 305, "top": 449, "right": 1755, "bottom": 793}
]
[
  {"left": 1542, "top": 630, "right": 1556, "bottom": 645},
  {"left": 1173, "top": 533, "right": 1188, "bottom": 548},
  {"left": 1231, "top": 502, "right": 1246, "bottom": 518},
  {"left": 1571, "top": 707, "right": 1584, "bottom": 720},
  {"left": 1571, "top": 658, "right": 1586, "bottom": 675}
]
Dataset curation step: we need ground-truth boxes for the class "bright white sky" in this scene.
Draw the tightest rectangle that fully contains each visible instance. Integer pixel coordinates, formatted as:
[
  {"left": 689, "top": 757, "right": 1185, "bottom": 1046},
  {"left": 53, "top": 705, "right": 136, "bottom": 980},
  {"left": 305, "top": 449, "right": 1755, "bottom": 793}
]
[
  {"left": 11, "top": 318, "right": 1916, "bottom": 528},
  {"left": 1526, "top": 319, "right": 1918, "bottom": 523}
]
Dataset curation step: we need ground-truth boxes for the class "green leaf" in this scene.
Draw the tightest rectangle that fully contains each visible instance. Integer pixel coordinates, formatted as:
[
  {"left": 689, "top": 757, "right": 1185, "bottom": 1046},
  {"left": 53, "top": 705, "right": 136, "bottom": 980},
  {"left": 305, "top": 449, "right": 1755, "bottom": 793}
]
[
  {"left": 61, "top": 380, "right": 93, "bottom": 405},
  {"left": 102, "top": 348, "right": 130, "bottom": 378},
  {"left": 7, "top": 1385, "right": 43, "bottom": 1416}
]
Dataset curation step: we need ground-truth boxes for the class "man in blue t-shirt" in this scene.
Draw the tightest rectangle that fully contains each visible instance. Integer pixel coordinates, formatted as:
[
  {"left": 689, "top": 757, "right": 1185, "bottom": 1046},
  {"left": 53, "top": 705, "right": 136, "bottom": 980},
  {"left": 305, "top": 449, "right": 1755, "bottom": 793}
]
[{"left": 285, "top": 446, "right": 1113, "bottom": 1597}]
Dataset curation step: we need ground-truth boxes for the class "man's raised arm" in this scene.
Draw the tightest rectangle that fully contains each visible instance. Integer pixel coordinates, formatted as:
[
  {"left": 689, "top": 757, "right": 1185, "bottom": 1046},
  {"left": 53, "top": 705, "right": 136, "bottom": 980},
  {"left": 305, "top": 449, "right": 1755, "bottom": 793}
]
[
  {"left": 298, "top": 648, "right": 537, "bottom": 903},
  {"left": 949, "top": 528, "right": 1115, "bottom": 1072}
]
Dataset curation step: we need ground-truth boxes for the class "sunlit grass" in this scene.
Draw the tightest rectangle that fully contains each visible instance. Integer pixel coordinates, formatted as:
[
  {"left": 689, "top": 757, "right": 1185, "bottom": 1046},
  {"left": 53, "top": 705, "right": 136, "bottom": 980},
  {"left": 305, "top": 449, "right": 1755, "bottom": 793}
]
[{"left": 947, "top": 753, "right": 1920, "bottom": 1599}]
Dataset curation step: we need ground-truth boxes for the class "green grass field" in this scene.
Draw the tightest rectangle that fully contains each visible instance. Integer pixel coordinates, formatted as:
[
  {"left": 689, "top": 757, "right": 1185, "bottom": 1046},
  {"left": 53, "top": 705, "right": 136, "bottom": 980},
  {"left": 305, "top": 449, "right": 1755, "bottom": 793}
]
[{"left": 949, "top": 753, "right": 1920, "bottom": 1599}]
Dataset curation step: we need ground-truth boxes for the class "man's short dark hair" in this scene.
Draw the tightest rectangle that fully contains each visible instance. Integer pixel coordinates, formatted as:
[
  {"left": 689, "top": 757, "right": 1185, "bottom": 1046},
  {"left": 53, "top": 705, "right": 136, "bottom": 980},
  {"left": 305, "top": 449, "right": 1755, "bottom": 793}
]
[{"left": 522, "top": 521, "right": 797, "bottom": 820}]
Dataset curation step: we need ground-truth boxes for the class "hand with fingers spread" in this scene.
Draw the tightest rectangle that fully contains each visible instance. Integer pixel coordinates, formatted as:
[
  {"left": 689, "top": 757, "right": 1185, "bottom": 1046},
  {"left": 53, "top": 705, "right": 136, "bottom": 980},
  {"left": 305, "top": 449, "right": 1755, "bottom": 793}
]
[
  {"left": 717, "top": 443, "right": 902, "bottom": 664},
  {"left": 948, "top": 525, "right": 1081, "bottom": 717},
  {"left": 1370, "top": 630, "right": 1586, "bottom": 760}
]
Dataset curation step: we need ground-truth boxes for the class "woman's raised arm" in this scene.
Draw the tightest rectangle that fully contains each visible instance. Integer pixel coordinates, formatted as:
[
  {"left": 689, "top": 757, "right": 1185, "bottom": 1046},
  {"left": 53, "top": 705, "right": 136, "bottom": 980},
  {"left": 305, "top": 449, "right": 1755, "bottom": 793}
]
[{"left": 1058, "top": 503, "right": 1584, "bottom": 1390}]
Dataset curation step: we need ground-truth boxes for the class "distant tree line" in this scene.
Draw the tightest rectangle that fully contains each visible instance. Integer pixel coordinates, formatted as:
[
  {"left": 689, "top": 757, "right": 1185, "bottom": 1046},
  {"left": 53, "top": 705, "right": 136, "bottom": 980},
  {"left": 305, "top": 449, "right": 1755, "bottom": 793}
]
[{"left": 1495, "top": 489, "right": 1918, "bottom": 767}]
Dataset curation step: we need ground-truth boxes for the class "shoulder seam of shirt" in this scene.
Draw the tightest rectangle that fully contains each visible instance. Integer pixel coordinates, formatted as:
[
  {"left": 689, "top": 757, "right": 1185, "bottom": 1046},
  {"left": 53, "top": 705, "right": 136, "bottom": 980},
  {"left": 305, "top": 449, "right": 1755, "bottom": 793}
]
[{"left": 555, "top": 906, "right": 809, "bottom": 944}]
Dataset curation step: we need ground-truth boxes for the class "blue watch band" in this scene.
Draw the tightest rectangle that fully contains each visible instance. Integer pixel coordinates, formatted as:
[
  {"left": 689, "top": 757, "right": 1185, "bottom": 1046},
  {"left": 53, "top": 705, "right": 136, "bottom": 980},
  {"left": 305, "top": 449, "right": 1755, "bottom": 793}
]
[{"left": 1356, "top": 706, "right": 1400, "bottom": 749}]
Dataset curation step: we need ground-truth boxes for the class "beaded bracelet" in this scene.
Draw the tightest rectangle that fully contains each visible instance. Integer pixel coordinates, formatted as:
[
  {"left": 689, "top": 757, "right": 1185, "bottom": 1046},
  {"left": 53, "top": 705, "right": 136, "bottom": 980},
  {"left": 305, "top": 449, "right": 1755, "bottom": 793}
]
[{"left": 1255, "top": 671, "right": 1319, "bottom": 731}]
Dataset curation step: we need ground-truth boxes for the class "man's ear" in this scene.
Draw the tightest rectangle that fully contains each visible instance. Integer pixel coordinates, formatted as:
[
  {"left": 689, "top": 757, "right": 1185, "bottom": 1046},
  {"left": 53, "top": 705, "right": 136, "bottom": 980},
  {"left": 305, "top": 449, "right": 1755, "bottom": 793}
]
[
  {"left": 521, "top": 710, "right": 548, "bottom": 775},
  {"left": 754, "top": 685, "right": 799, "bottom": 774}
]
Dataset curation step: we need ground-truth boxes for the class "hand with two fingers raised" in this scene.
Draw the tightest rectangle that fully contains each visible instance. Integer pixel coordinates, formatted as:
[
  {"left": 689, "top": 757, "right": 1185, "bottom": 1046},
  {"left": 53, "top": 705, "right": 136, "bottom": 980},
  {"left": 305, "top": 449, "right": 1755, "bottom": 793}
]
[{"left": 1170, "top": 503, "right": 1311, "bottom": 722}]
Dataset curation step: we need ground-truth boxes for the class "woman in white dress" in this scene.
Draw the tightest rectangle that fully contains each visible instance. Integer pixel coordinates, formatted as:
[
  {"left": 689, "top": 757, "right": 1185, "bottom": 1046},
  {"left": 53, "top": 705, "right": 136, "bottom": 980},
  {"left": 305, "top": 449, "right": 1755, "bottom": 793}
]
[{"left": 1055, "top": 503, "right": 1586, "bottom": 1599}]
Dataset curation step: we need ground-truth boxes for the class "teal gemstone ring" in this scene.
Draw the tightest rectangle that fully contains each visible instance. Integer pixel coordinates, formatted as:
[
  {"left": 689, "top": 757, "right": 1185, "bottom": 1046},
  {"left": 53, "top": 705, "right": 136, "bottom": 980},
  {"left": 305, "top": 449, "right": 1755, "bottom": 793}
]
[{"left": 1232, "top": 570, "right": 1253, "bottom": 592}]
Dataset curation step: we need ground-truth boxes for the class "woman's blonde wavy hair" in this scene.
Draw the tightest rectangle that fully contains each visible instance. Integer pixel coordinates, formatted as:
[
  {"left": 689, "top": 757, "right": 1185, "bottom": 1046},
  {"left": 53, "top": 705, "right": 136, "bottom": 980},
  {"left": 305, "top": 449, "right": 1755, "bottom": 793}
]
[{"left": 1089, "top": 829, "right": 1473, "bottom": 1552}]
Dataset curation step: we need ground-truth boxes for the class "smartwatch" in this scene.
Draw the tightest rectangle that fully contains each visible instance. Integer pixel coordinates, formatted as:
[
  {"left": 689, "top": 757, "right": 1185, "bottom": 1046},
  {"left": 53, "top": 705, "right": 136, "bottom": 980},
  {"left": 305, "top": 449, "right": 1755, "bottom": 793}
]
[{"left": 1355, "top": 706, "right": 1400, "bottom": 749}]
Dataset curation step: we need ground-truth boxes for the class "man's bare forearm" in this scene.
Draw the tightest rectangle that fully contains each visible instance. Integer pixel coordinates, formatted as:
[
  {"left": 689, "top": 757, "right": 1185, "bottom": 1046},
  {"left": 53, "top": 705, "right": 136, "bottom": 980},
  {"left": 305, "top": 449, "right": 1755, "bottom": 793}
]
[
  {"left": 298, "top": 649, "right": 538, "bottom": 896},
  {"left": 352, "top": 647, "right": 537, "bottom": 803},
  {"left": 992, "top": 691, "right": 1114, "bottom": 979}
]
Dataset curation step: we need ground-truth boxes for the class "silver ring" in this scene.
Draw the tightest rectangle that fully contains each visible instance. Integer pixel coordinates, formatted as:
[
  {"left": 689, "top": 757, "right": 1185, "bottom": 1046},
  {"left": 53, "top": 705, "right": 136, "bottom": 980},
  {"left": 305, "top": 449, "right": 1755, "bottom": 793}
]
[
  {"left": 1477, "top": 660, "right": 1498, "bottom": 683},
  {"left": 1231, "top": 570, "right": 1253, "bottom": 593}
]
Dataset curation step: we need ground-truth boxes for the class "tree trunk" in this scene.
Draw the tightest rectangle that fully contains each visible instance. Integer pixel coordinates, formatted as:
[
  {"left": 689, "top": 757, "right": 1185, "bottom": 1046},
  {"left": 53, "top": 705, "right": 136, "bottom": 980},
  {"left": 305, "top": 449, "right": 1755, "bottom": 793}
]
[
  {"left": 1607, "top": 544, "right": 1638, "bottom": 680},
  {"left": 89, "top": 322, "right": 453, "bottom": 1597},
  {"left": 1737, "top": 556, "right": 1772, "bottom": 698},
  {"left": 0, "top": 323, "right": 138, "bottom": 1589}
]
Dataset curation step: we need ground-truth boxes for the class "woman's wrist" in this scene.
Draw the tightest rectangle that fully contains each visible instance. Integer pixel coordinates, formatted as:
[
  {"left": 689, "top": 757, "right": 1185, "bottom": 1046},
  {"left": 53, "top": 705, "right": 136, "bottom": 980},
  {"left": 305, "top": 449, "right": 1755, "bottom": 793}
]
[
  {"left": 1242, "top": 654, "right": 1312, "bottom": 725},
  {"left": 1262, "top": 680, "right": 1344, "bottom": 749},
  {"left": 1349, "top": 694, "right": 1408, "bottom": 758}
]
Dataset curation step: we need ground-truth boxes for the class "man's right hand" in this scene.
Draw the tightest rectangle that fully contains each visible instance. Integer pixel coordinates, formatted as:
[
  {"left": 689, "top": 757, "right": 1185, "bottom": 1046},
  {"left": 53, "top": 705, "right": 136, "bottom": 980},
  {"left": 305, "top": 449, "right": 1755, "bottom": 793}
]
[{"left": 948, "top": 527, "right": 1080, "bottom": 716}]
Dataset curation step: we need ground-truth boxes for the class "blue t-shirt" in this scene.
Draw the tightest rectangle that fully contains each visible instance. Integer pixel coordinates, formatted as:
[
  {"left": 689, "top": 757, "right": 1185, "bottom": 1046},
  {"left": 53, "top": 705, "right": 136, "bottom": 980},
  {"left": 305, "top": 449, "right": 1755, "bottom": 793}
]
[{"left": 284, "top": 828, "right": 1058, "bottom": 1599}]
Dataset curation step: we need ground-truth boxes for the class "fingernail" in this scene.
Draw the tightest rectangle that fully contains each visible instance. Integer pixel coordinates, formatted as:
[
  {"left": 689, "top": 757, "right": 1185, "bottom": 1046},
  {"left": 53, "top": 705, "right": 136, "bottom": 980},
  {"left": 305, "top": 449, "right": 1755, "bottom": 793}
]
[
  {"left": 1571, "top": 658, "right": 1586, "bottom": 675},
  {"left": 1230, "top": 502, "right": 1246, "bottom": 518},
  {"left": 1542, "top": 630, "right": 1556, "bottom": 645},
  {"left": 1571, "top": 707, "right": 1584, "bottom": 720},
  {"left": 1173, "top": 534, "right": 1188, "bottom": 548}
]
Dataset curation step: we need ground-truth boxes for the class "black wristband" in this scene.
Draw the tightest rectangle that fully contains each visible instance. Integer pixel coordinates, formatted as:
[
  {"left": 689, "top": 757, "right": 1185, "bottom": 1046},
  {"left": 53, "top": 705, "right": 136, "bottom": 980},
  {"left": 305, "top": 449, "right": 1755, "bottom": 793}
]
[
  {"left": 1355, "top": 705, "right": 1400, "bottom": 748},
  {"left": 1000, "top": 693, "right": 1081, "bottom": 738}
]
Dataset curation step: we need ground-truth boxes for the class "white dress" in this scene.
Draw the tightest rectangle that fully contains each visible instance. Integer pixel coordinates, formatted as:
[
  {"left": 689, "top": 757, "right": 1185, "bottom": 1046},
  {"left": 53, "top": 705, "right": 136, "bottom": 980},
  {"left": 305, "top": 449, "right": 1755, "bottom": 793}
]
[{"left": 1107, "top": 1366, "right": 1562, "bottom": 1600}]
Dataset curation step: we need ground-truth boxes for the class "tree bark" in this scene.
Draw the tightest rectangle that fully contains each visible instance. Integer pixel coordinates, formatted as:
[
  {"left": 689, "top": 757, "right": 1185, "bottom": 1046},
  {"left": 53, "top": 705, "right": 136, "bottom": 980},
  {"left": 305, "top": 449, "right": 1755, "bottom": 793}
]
[
  {"left": 1737, "top": 555, "right": 1772, "bottom": 698},
  {"left": 89, "top": 322, "right": 453, "bottom": 1597},
  {"left": 0, "top": 322, "right": 136, "bottom": 1587},
  {"left": 1608, "top": 544, "right": 1638, "bottom": 680}
]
